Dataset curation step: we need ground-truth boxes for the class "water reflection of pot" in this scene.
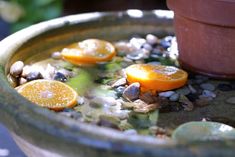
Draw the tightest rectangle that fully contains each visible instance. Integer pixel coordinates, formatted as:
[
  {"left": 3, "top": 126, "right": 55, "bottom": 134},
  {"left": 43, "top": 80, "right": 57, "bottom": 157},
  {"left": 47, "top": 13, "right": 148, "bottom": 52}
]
[{"left": 167, "top": 0, "right": 235, "bottom": 79}]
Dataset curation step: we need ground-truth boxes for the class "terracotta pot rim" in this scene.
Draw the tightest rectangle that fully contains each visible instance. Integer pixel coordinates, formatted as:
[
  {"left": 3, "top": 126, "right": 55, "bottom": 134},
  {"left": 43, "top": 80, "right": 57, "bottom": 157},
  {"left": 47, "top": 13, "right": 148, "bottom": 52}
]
[{"left": 167, "top": 0, "right": 235, "bottom": 27}]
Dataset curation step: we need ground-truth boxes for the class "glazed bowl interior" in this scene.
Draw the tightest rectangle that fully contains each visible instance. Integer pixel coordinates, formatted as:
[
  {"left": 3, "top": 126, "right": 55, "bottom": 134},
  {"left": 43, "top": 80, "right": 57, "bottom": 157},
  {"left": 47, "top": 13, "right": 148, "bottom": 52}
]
[{"left": 0, "top": 10, "right": 235, "bottom": 157}]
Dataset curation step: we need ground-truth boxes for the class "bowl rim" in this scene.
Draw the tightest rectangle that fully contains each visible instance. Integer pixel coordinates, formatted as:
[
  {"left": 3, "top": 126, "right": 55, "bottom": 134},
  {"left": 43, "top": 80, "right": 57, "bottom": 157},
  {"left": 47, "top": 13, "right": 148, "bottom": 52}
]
[{"left": 0, "top": 10, "right": 234, "bottom": 155}]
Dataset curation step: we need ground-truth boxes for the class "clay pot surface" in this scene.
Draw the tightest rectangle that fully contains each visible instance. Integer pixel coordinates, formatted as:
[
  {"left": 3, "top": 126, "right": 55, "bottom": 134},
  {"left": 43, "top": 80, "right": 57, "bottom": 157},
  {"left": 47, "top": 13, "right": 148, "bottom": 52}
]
[{"left": 167, "top": 0, "right": 235, "bottom": 78}]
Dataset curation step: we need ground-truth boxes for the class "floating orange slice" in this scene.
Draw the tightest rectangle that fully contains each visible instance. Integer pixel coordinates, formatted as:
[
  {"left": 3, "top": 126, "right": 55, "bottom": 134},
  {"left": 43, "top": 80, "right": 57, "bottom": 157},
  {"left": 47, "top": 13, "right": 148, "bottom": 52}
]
[
  {"left": 61, "top": 39, "right": 116, "bottom": 65},
  {"left": 125, "top": 64, "right": 188, "bottom": 92},
  {"left": 17, "top": 79, "right": 78, "bottom": 111}
]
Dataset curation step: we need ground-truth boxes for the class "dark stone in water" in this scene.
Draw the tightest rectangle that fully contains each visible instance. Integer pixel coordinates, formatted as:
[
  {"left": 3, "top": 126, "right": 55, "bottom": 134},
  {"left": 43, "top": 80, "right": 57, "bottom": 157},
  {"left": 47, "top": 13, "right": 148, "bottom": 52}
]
[
  {"left": 115, "top": 86, "right": 126, "bottom": 98},
  {"left": 53, "top": 72, "right": 67, "bottom": 82},
  {"left": 186, "top": 93, "right": 199, "bottom": 102},
  {"left": 217, "top": 83, "right": 233, "bottom": 91},
  {"left": 26, "top": 71, "right": 43, "bottom": 81}
]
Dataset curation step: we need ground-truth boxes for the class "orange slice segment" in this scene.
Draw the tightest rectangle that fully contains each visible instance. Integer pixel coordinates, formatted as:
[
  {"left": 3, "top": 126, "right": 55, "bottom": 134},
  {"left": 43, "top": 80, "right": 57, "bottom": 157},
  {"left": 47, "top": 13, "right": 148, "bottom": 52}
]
[
  {"left": 17, "top": 79, "right": 78, "bottom": 111},
  {"left": 125, "top": 64, "right": 188, "bottom": 92},
  {"left": 61, "top": 39, "right": 116, "bottom": 65}
]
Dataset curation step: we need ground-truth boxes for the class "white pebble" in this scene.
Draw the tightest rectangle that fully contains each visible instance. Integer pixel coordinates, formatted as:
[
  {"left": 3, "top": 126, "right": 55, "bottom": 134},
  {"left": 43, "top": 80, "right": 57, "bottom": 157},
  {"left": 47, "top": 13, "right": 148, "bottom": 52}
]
[
  {"left": 146, "top": 34, "right": 158, "bottom": 45},
  {"left": 10, "top": 61, "right": 24, "bottom": 77}
]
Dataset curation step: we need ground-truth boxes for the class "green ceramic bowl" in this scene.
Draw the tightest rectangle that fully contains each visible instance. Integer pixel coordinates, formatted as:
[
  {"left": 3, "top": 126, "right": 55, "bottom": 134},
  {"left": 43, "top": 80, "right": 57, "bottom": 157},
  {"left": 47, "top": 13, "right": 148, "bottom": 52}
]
[{"left": 0, "top": 10, "right": 234, "bottom": 157}]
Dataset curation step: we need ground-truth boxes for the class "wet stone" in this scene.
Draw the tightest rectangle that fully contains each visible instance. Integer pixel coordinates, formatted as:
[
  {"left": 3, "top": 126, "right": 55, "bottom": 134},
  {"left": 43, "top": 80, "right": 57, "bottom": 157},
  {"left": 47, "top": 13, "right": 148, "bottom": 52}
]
[
  {"left": 26, "top": 71, "right": 43, "bottom": 81},
  {"left": 217, "top": 83, "right": 233, "bottom": 91},
  {"left": 188, "top": 84, "right": 197, "bottom": 94},
  {"left": 97, "top": 118, "right": 120, "bottom": 130},
  {"left": 159, "top": 91, "right": 175, "bottom": 98},
  {"left": 122, "top": 82, "right": 140, "bottom": 101},
  {"left": 10, "top": 61, "right": 24, "bottom": 77},
  {"left": 176, "top": 87, "right": 191, "bottom": 95},
  {"left": 51, "top": 51, "right": 61, "bottom": 59},
  {"left": 139, "top": 92, "right": 155, "bottom": 104},
  {"left": 19, "top": 77, "right": 27, "bottom": 85},
  {"left": 147, "top": 61, "right": 161, "bottom": 66},
  {"left": 160, "top": 39, "right": 171, "bottom": 49},
  {"left": 130, "top": 37, "right": 146, "bottom": 49},
  {"left": 53, "top": 72, "right": 67, "bottom": 82},
  {"left": 169, "top": 93, "right": 180, "bottom": 101},
  {"left": 200, "top": 83, "right": 216, "bottom": 91},
  {"left": 126, "top": 52, "right": 145, "bottom": 61},
  {"left": 111, "top": 78, "right": 127, "bottom": 88},
  {"left": 146, "top": 34, "right": 158, "bottom": 45},
  {"left": 195, "top": 75, "right": 209, "bottom": 84},
  {"left": 201, "top": 90, "right": 216, "bottom": 98},
  {"left": 115, "top": 86, "right": 126, "bottom": 98},
  {"left": 141, "top": 43, "right": 153, "bottom": 51},
  {"left": 179, "top": 95, "right": 194, "bottom": 111},
  {"left": 7, "top": 74, "right": 18, "bottom": 87},
  {"left": 226, "top": 97, "right": 235, "bottom": 105}
]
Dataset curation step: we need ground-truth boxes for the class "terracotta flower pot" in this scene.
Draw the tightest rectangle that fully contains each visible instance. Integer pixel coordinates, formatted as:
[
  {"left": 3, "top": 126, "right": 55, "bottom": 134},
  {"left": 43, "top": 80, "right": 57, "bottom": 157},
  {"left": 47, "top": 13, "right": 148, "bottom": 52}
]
[{"left": 167, "top": 0, "right": 235, "bottom": 79}]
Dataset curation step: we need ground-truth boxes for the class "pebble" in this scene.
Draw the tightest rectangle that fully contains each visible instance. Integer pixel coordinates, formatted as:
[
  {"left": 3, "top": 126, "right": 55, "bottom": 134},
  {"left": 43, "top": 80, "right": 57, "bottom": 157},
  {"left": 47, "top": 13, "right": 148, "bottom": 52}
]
[
  {"left": 146, "top": 34, "right": 158, "bottom": 45},
  {"left": 169, "top": 93, "right": 180, "bottom": 101},
  {"left": 217, "top": 83, "right": 233, "bottom": 91},
  {"left": 133, "top": 100, "right": 158, "bottom": 113},
  {"left": 51, "top": 51, "right": 62, "bottom": 59},
  {"left": 111, "top": 78, "right": 127, "bottom": 88},
  {"left": 26, "top": 71, "right": 43, "bottom": 81},
  {"left": 126, "top": 51, "right": 145, "bottom": 60},
  {"left": 188, "top": 84, "right": 197, "bottom": 94},
  {"left": 141, "top": 43, "right": 153, "bottom": 51},
  {"left": 176, "top": 87, "right": 191, "bottom": 95},
  {"left": 19, "top": 77, "right": 27, "bottom": 85},
  {"left": 201, "top": 90, "right": 216, "bottom": 98},
  {"left": 10, "top": 61, "right": 24, "bottom": 77},
  {"left": 21, "top": 65, "right": 31, "bottom": 78},
  {"left": 160, "top": 40, "right": 171, "bottom": 49},
  {"left": 147, "top": 61, "right": 161, "bottom": 66},
  {"left": 159, "top": 91, "right": 175, "bottom": 98},
  {"left": 123, "top": 129, "right": 138, "bottom": 135},
  {"left": 115, "top": 86, "right": 126, "bottom": 98},
  {"left": 139, "top": 92, "right": 155, "bottom": 104},
  {"left": 122, "top": 82, "right": 140, "bottom": 101},
  {"left": 200, "top": 83, "right": 216, "bottom": 91},
  {"left": 129, "top": 37, "right": 146, "bottom": 49},
  {"left": 226, "top": 97, "right": 235, "bottom": 105},
  {"left": 179, "top": 95, "right": 194, "bottom": 111},
  {"left": 53, "top": 72, "right": 67, "bottom": 82},
  {"left": 7, "top": 74, "right": 18, "bottom": 87}
]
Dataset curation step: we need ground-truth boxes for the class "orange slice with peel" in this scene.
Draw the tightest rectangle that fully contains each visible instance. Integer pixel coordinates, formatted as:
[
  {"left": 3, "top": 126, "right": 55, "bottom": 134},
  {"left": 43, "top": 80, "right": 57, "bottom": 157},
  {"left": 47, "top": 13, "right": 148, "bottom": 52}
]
[
  {"left": 125, "top": 64, "right": 188, "bottom": 92},
  {"left": 17, "top": 79, "right": 78, "bottom": 111},
  {"left": 61, "top": 39, "right": 116, "bottom": 65}
]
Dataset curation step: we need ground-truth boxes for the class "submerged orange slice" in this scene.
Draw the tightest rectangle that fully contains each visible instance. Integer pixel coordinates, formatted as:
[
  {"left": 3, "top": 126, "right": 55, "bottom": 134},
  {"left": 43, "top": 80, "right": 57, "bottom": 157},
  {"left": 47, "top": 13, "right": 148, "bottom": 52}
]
[
  {"left": 125, "top": 64, "right": 188, "bottom": 92},
  {"left": 17, "top": 79, "right": 78, "bottom": 111},
  {"left": 61, "top": 39, "right": 116, "bottom": 65}
]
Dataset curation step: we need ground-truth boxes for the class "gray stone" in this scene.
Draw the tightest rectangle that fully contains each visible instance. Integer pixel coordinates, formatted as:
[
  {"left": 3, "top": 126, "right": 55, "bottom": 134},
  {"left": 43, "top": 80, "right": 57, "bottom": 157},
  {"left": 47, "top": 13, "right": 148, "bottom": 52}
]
[
  {"left": 201, "top": 90, "right": 216, "bottom": 98},
  {"left": 226, "top": 97, "right": 235, "bottom": 105},
  {"left": 147, "top": 61, "right": 161, "bottom": 66},
  {"left": 10, "top": 61, "right": 24, "bottom": 77},
  {"left": 111, "top": 78, "right": 127, "bottom": 88},
  {"left": 7, "top": 74, "right": 18, "bottom": 87},
  {"left": 169, "top": 93, "right": 180, "bottom": 101},
  {"left": 51, "top": 51, "right": 62, "bottom": 59},
  {"left": 159, "top": 91, "right": 175, "bottom": 98},
  {"left": 146, "top": 34, "right": 158, "bottom": 45},
  {"left": 188, "top": 84, "right": 197, "bottom": 94},
  {"left": 19, "top": 77, "right": 27, "bottom": 85},
  {"left": 122, "top": 82, "right": 140, "bottom": 101},
  {"left": 26, "top": 71, "right": 43, "bottom": 81},
  {"left": 176, "top": 87, "right": 191, "bottom": 95},
  {"left": 200, "top": 83, "right": 216, "bottom": 91}
]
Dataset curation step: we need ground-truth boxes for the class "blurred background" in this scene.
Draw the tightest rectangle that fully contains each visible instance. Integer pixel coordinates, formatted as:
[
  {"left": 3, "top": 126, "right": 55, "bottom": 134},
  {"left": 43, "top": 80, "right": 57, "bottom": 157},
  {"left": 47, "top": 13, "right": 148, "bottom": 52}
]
[
  {"left": 0, "top": 0, "right": 167, "bottom": 39},
  {"left": 0, "top": 0, "right": 167, "bottom": 156}
]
